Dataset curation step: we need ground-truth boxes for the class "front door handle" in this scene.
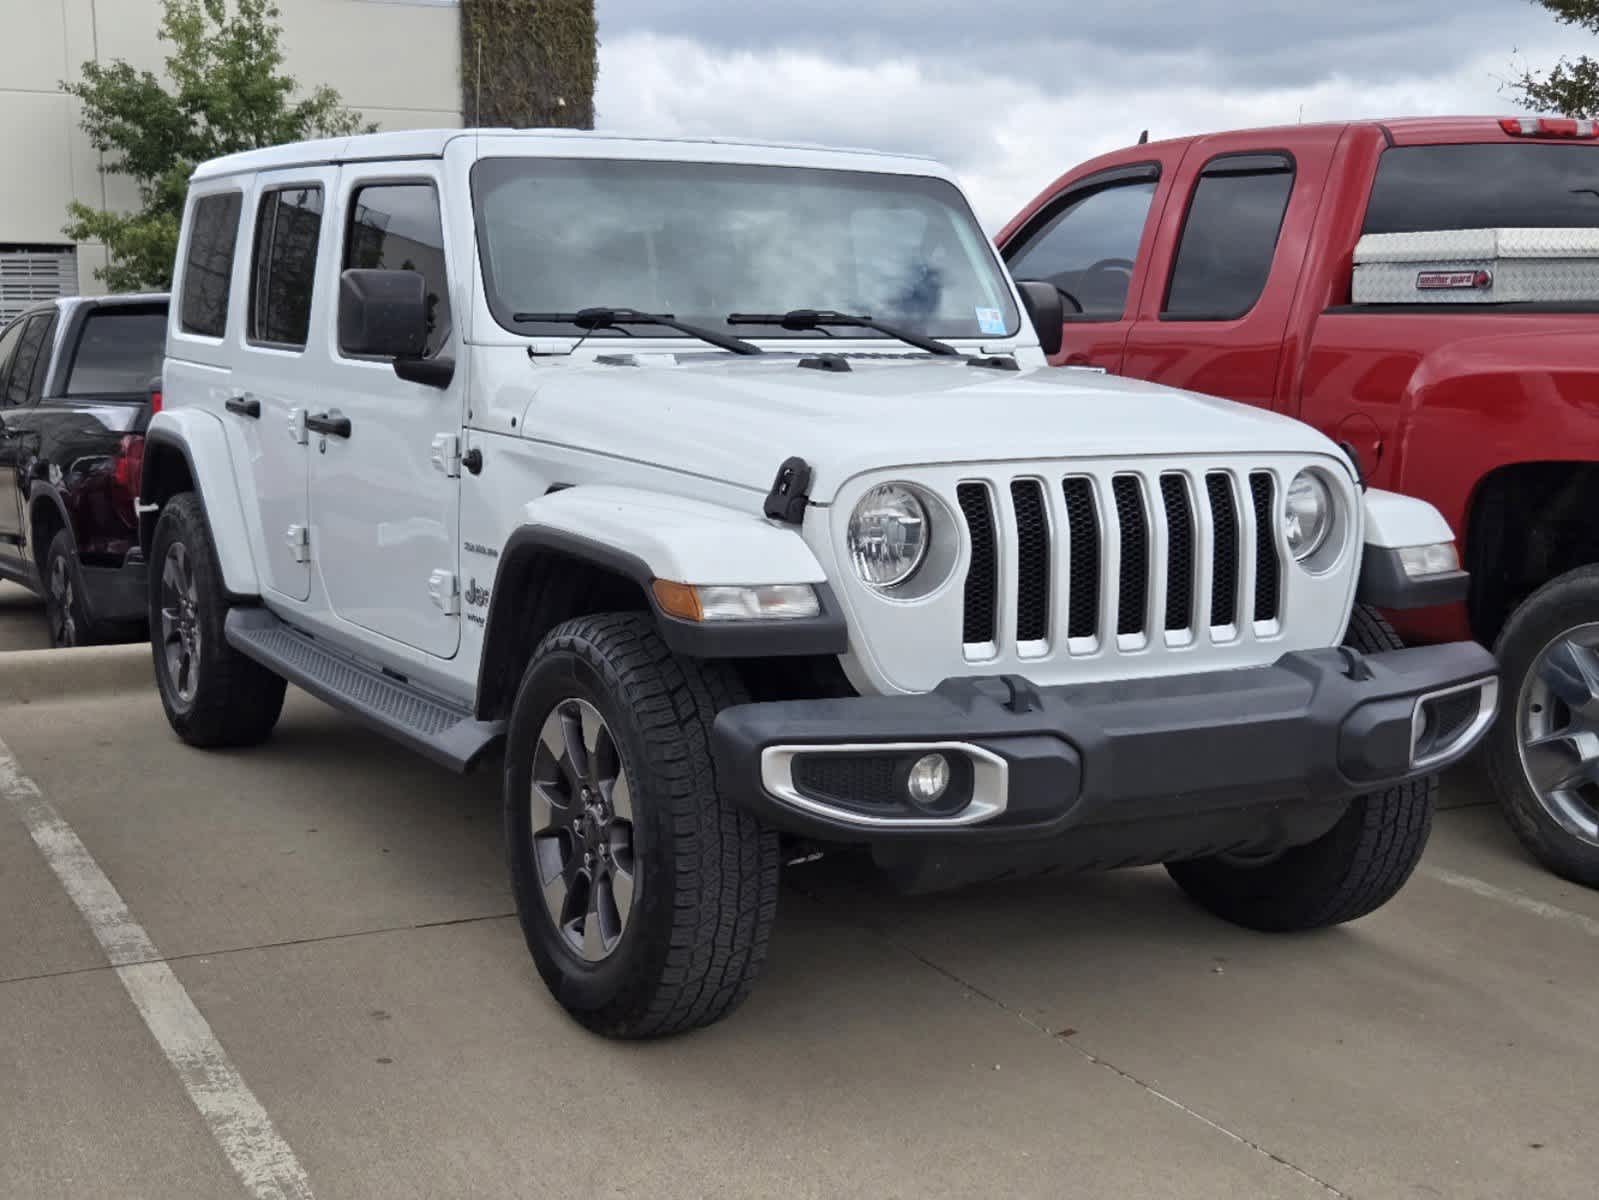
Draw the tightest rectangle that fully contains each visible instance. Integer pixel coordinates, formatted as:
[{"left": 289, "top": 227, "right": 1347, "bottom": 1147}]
[
  {"left": 225, "top": 395, "right": 261, "bottom": 418},
  {"left": 305, "top": 411, "right": 351, "bottom": 438}
]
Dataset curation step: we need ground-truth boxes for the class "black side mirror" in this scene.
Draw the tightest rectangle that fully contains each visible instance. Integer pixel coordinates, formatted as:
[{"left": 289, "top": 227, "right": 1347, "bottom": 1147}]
[
  {"left": 1015, "top": 280, "right": 1064, "bottom": 358},
  {"left": 339, "top": 269, "right": 429, "bottom": 359}
]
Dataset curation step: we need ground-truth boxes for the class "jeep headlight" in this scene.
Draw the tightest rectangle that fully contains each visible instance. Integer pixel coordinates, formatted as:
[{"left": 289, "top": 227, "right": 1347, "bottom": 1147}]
[
  {"left": 847, "top": 484, "right": 929, "bottom": 589},
  {"left": 1284, "top": 470, "right": 1334, "bottom": 562}
]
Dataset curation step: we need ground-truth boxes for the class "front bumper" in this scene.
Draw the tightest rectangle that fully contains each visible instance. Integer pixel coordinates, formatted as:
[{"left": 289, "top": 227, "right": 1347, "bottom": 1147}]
[{"left": 712, "top": 642, "right": 1497, "bottom": 876}]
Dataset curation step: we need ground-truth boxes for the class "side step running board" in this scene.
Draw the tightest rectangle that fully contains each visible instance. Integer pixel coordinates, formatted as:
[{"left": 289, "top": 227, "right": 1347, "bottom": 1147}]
[{"left": 224, "top": 608, "right": 503, "bottom": 773}]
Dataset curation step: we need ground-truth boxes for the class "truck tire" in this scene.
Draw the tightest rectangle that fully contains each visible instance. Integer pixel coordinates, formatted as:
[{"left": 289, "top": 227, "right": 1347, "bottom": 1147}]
[
  {"left": 149, "top": 493, "right": 286, "bottom": 748},
  {"left": 504, "top": 612, "right": 780, "bottom": 1038},
  {"left": 1166, "top": 605, "right": 1435, "bottom": 930},
  {"left": 1485, "top": 567, "right": 1599, "bottom": 887},
  {"left": 42, "top": 529, "right": 100, "bottom": 648}
]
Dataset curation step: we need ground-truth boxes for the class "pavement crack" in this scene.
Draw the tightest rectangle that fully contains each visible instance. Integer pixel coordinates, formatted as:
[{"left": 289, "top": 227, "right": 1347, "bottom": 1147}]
[{"left": 788, "top": 878, "right": 1351, "bottom": 1199}]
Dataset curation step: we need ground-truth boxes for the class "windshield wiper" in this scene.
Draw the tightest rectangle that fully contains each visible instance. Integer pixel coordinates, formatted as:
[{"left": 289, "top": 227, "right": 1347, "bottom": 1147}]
[
  {"left": 511, "top": 307, "right": 763, "bottom": 356},
  {"left": 727, "top": 309, "right": 961, "bottom": 358}
]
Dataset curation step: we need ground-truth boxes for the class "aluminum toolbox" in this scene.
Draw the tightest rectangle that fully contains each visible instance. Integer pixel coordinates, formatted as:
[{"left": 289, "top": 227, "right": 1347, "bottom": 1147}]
[{"left": 1351, "top": 227, "right": 1599, "bottom": 304}]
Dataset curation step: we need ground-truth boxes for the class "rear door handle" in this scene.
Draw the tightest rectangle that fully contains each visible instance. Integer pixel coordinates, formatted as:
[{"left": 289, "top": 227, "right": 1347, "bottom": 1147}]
[
  {"left": 305, "top": 411, "right": 351, "bottom": 438},
  {"left": 225, "top": 394, "right": 260, "bottom": 418}
]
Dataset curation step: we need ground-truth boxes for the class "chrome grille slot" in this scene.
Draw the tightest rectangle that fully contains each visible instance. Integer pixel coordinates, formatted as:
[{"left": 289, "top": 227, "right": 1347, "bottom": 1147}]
[
  {"left": 1061, "top": 477, "right": 1100, "bottom": 640},
  {"left": 1111, "top": 475, "right": 1149, "bottom": 638},
  {"left": 957, "top": 482, "right": 998, "bottom": 646},
  {"left": 1205, "top": 472, "right": 1240, "bottom": 629},
  {"left": 1249, "top": 472, "right": 1280, "bottom": 624},
  {"left": 1160, "top": 474, "right": 1195, "bottom": 632},
  {"left": 1010, "top": 480, "right": 1050, "bottom": 644}
]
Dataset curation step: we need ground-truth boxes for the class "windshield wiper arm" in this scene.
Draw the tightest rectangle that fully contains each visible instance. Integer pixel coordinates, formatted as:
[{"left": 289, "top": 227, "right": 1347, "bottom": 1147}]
[
  {"left": 511, "top": 307, "right": 763, "bottom": 356},
  {"left": 727, "top": 309, "right": 961, "bottom": 357}
]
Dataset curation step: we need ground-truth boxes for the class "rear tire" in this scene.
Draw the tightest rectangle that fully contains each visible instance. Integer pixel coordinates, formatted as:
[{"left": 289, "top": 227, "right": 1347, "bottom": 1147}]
[
  {"left": 1485, "top": 567, "right": 1599, "bottom": 888},
  {"left": 149, "top": 493, "right": 285, "bottom": 748},
  {"left": 1166, "top": 605, "right": 1436, "bottom": 930},
  {"left": 504, "top": 612, "right": 779, "bottom": 1037},
  {"left": 42, "top": 530, "right": 99, "bottom": 648}
]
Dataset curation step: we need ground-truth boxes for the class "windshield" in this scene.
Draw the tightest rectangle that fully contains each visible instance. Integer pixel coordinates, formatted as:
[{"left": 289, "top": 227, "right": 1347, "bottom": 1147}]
[{"left": 471, "top": 157, "right": 1019, "bottom": 341}]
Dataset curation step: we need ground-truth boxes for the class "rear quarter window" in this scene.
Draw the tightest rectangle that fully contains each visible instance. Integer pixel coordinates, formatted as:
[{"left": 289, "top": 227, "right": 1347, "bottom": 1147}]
[
  {"left": 180, "top": 191, "right": 244, "bottom": 337},
  {"left": 1365, "top": 144, "right": 1599, "bottom": 233},
  {"left": 66, "top": 308, "right": 168, "bottom": 396}
]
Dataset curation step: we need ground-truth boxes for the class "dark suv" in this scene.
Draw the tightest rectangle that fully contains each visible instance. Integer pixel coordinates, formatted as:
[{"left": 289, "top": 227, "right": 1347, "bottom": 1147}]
[{"left": 0, "top": 294, "right": 168, "bottom": 646}]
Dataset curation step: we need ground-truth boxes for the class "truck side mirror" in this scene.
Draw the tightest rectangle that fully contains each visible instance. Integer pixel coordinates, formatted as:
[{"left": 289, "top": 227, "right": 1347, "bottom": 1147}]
[
  {"left": 338, "top": 269, "right": 429, "bottom": 359},
  {"left": 1015, "top": 280, "right": 1064, "bottom": 358}
]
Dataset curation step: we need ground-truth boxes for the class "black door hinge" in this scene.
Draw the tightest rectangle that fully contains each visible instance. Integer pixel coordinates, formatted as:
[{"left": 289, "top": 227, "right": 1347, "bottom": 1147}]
[{"left": 764, "top": 456, "right": 813, "bottom": 524}]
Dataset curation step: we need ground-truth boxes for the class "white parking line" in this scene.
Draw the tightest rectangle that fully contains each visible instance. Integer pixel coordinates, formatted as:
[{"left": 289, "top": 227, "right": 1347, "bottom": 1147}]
[
  {"left": 0, "top": 738, "right": 313, "bottom": 1200},
  {"left": 1422, "top": 865, "right": 1599, "bottom": 939}
]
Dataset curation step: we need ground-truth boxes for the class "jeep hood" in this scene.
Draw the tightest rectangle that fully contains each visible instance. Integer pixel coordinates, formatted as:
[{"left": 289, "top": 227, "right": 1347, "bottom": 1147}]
[{"left": 512, "top": 355, "right": 1345, "bottom": 500}]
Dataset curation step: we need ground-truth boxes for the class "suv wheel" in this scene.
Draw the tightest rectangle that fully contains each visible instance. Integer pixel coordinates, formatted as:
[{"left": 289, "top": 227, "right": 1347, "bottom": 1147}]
[
  {"left": 149, "top": 493, "right": 286, "bottom": 747},
  {"left": 504, "top": 612, "right": 779, "bottom": 1038},
  {"left": 1166, "top": 605, "right": 1436, "bottom": 929},
  {"left": 42, "top": 529, "right": 97, "bottom": 648},
  {"left": 1486, "top": 566, "right": 1599, "bottom": 887}
]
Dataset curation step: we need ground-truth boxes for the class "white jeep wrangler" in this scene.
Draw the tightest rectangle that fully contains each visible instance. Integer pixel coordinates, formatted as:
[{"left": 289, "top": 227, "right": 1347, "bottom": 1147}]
[{"left": 142, "top": 130, "right": 1496, "bottom": 1037}]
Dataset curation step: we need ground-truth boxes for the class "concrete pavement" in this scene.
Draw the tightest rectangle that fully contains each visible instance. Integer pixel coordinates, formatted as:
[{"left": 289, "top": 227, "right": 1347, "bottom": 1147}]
[
  {"left": 1, "top": 638, "right": 1595, "bottom": 1199},
  {"left": 0, "top": 581, "right": 48, "bottom": 652}
]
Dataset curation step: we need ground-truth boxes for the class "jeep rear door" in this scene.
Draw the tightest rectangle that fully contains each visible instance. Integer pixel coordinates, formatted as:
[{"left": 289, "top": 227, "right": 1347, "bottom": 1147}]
[{"left": 308, "top": 167, "right": 461, "bottom": 659}]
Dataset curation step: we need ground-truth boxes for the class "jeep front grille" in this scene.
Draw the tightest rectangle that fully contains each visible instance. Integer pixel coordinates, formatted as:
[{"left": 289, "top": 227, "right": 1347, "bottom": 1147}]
[{"left": 955, "top": 464, "right": 1288, "bottom": 660}]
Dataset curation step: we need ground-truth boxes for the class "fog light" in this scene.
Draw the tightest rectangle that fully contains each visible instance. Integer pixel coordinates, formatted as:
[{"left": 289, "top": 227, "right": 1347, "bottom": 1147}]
[{"left": 906, "top": 754, "right": 951, "bottom": 805}]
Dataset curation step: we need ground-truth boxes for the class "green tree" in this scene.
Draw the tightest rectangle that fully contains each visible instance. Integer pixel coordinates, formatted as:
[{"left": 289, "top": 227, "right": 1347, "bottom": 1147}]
[
  {"left": 1514, "top": 1, "right": 1599, "bottom": 116},
  {"left": 63, "top": 0, "right": 371, "bottom": 292},
  {"left": 461, "top": 0, "right": 598, "bottom": 129}
]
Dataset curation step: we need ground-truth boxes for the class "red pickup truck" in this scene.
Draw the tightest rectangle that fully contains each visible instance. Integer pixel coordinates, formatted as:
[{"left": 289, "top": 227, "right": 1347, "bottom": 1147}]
[{"left": 999, "top": 116, "right": 1599, "bottom": 887}]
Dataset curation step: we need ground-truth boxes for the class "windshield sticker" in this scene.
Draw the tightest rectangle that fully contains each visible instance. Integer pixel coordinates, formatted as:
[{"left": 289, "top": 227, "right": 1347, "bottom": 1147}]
[{"left": 975, "top": 307, "right": 1006, "bottom": 335}]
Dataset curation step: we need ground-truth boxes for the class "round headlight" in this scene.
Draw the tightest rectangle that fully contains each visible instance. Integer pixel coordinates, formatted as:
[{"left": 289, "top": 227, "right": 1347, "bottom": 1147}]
[
  {"left": 1284, "top": 471, "right": 1334, "bottom": 561},
  {"left": 847, "top": 484, "right": 929, "bottom": 589}
]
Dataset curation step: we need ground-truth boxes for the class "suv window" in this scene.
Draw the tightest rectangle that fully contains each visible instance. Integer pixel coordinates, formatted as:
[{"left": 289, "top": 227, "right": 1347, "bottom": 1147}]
[
  {"left": 1164, "top": 155, "right": 1295, "bottom": 321},
  {"left": 180, "top": 192, "right": 243, "bottom": 337},
  {"left": 1005, "top": 178, "right": 1157, "bottom": 320},
  {"left": 249, "top": 186, "right": 324, "bottom": 348},
  {"left": 0, "top": 316, "right": 27, "bottom": 392},
  {"left": 345, "top": 183, "right": 451, "bottom": 357},
  {"left": 1366, "top": 144, "right": 1599, "bottom": 233},
  {"left": 66, "top": 308, "right": 167, "bottom": 396},
  {"left": 4, "top": 315, "right": 50, "bottom": 407}
]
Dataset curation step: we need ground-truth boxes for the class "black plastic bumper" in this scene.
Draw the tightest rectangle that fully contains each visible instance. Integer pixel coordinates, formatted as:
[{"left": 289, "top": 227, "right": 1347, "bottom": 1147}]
[{"left": 712, "top": 642, "right": 1497, "bottom": 869}]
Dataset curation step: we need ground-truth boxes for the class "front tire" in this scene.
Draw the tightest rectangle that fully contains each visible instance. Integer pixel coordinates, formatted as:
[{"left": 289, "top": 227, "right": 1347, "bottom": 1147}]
[
  {"left": 504, "top": 613, "right": 779, "bottom": 1038},
  {"left": 1166, "top": 605, "right": 1435, "bottom": 930},
  {"left": 149, "top": 493, "right": 286, "bottom": 748},
  {"left": 1485, "top": 567, "right": 1599, "bottom": 887}
]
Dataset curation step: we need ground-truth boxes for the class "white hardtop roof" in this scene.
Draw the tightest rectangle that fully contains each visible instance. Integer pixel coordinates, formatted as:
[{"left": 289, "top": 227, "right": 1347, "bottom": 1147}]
[{"left": 190, "top": 128, "right": 948, "bottom": 183}]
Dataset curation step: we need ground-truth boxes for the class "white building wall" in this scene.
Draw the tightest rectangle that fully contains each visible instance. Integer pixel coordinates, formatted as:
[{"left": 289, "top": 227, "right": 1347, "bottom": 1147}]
[{"left": 0, "top": 0, "right": 462, "bottom": 297}]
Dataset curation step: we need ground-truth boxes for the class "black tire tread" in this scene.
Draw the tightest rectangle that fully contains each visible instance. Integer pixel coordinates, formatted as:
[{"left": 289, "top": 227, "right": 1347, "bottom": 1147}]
[
  {"left": 150, "top": 493, "right": 285, "bottom": 748},
  {"left": 1167, "top": 604, "right": 1436, "bottom": 930},
  {"left": 43, "top": 529, "right": 102, "bottom": 648},
  {"left": 517, "top": 612, "right": 779, "bottom": 1037}
]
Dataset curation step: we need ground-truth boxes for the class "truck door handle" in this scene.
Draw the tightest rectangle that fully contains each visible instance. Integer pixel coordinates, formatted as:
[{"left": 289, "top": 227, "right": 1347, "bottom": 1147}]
[
  {"left": 305, "top": 411, "right": 351, "bottom": 438},
  {"left": 225, "top": 395, "right": 261, "bottom": 418}
]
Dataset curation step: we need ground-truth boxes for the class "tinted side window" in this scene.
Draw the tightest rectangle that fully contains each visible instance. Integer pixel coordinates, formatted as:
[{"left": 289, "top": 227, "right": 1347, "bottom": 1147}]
[
  {"left": 345, "top": 184, "right": 451, "bottom": 357},
  {"left": 249, "top": 186, "right": 325, "bottom": 347},
  {"left": 1365, "top": 144, "right": 1599, "bottom": 233},
  {"left": 0, "top": 317, "right": 27, "bottom": 393},
  {"left": 180, "top": 192, "right": 244, "bottom": 337},
  {"left": 4, "top": 316, "right": 50, "bottom": 407},
  {"left": 1006, "top": 180, "right": 1156, "bottom": 320},
  {"left": 67, "top": 308, "right": 168, "bottom": 396},
  {"left": 1164, "top": 156, "right": 1294, "bottom": 321}
]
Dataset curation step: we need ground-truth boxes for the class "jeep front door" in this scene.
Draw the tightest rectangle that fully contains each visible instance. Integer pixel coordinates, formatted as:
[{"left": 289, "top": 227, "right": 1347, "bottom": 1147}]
[{"left": 311, "top": 172, "right": 461, "bottom": 658}]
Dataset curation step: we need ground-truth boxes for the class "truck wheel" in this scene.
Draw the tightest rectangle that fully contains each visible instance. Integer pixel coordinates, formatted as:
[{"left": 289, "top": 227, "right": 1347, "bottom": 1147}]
[
  {"left": 1166, "top": 605, "right": 1435, "bottom": 930},
  {"left": 504, "top": 612, "right": 780, "bottom": 1038},
  {"left": 149, "top": 493, "right": 286, "bottom": 748},
  {"left": 1486, "top": 567, "right": 1599, "bottom": 887},
  {"left": 42, "top": 530, "right": 99, "bottom": 648}
]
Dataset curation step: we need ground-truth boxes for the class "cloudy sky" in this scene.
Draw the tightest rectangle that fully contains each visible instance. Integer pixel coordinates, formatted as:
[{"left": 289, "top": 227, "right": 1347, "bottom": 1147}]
[{"left": 591, "top": 0, "right": 1593, "bottom": 227}]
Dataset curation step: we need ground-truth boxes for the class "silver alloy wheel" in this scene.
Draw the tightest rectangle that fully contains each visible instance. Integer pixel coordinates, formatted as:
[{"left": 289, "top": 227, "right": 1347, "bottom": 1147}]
[
  {"left": 47, "top": 553, "right": 77, "bottom": 647},
  {"left": 530, "top": 697, "right": 637, "bottom": 962},
  {"left": 159, "top": 542, "right": 202, "bottom": 705},
  {"left": 1517, "top": 622, "right": 1599, "bottom": 848}
]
